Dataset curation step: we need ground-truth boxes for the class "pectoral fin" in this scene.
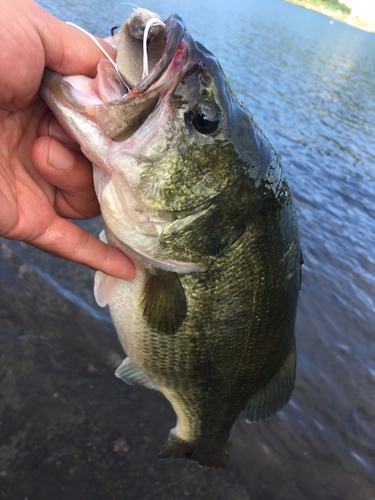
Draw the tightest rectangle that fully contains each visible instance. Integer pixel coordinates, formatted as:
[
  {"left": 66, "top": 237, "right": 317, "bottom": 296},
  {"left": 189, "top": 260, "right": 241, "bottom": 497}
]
[
  {"left": 244, "top": 342, "right": 296, "bottom": 422},
  {"left": 115, "top": 357, "right": 159, "bottom": 391},
  {"left": 141, "top": 269, "right": 187, "bottom": 335}
]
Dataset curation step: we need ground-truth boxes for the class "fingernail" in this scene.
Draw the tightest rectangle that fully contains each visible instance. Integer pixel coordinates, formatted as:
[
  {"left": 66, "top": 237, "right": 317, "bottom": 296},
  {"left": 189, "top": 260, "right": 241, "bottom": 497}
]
[{"left": 48, "top": 139, "right": 75, "bottom": 170}]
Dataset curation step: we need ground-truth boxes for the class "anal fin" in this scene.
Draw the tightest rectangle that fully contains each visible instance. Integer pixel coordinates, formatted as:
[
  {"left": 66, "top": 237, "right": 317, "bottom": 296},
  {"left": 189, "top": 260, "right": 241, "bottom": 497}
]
[
  {"left": 244, "top": 341, "right": 296, "bottom": 422},
  {"left": 115, "top": 357, "right": 159, "bottom": 391}
]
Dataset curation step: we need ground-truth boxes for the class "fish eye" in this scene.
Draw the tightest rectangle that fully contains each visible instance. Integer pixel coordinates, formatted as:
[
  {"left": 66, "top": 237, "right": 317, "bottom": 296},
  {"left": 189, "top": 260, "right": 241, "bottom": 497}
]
[{"left": 185, "top": 101, "right": 221, "bottom": 135}]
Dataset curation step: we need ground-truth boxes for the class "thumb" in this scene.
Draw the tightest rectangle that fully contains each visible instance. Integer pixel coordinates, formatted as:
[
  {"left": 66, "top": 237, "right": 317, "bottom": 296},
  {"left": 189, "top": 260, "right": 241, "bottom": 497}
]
[
  {"left": 0, "top": 0, "right": 114, "bottom": 111},
  {"left": 31, "top": 1, "right": 115, "bottom": 77}
]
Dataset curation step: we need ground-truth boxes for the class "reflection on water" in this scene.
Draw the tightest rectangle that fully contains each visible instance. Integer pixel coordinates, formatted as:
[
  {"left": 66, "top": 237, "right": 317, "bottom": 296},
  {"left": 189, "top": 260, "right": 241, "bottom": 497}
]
[{"left": 1, "top": 0, "right": 374, "bottom": 498}]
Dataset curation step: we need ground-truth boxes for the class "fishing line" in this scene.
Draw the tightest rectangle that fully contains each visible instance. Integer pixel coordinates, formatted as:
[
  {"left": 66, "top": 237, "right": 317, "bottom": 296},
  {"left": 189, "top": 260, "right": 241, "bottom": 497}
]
[
  {"left": 142, "top": 18, "right": 166, "bottom": 79},
  {"left": 65, "top": 21, "right": 129, "bottom": 92},
  {"left": 108, "top": 2, "right": 140, "bottom": 35}
]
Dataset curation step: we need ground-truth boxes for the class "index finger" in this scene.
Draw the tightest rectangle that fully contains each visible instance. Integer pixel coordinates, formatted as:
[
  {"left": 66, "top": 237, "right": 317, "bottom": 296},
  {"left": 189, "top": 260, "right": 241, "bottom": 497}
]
[{"left": 31, "top": 215, "right": 135, "bottom": 281}]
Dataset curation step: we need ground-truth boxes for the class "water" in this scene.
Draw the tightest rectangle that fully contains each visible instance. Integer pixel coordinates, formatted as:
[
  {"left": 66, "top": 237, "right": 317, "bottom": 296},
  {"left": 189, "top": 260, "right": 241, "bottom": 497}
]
[{"left": 0, "top": 0, "right": 374, "bottom": 498}]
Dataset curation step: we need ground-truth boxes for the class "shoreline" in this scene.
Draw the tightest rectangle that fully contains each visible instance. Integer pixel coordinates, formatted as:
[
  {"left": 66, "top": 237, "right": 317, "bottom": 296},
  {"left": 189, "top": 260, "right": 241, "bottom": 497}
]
[{"left": 283, "top": 0, "right": 375, "bottom": 34}]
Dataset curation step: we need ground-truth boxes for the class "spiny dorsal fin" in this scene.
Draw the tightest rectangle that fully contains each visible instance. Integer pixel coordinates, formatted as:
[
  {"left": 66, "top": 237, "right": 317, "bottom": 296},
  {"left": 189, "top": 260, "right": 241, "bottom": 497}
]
[
  {"left": 244, "top": 342, "right": 296, "bottom": 422},
  {"left": 115, "top": 357, "right": 159, "bottom": 391},
  {"left": 141, "top": 269, "right": 187, "bottom": 335}
]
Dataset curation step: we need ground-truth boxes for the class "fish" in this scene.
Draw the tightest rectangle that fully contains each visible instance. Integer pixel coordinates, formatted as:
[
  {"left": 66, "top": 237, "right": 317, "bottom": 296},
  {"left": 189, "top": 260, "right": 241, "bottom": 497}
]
[{"left": 40, "top": 8, "right": 302, "bottom": 470}]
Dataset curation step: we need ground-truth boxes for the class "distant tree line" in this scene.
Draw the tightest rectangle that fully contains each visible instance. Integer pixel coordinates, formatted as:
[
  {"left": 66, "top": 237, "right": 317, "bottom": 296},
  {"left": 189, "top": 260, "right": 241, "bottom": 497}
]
[{"left": 310, "top": 0, "right": 352, "bottom": 14}]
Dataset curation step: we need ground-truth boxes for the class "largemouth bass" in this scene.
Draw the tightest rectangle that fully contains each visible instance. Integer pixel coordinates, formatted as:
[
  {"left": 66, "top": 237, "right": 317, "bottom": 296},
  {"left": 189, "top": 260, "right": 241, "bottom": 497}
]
[{"left": 40, "top": 9, "right": 302, "bottom": 470}]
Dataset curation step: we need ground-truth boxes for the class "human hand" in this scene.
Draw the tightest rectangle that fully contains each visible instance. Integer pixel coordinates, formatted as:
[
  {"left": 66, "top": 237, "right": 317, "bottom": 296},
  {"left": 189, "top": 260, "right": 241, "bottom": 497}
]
[{"left": 0, "top": 0, "right": 135, "bottom": 280}]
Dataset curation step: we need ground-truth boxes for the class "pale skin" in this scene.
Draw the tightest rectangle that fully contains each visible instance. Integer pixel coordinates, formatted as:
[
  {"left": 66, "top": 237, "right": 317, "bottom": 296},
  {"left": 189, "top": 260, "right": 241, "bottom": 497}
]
[{"left": 0, "top": 0, "right": 135, "bottom": 280}]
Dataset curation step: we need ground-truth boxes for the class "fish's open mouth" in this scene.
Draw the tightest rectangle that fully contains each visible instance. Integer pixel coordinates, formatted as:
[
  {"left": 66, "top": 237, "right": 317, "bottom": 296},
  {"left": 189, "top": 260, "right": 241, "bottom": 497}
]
[{"left": 42, "top": 12, "right": 188, "bottom": 142}]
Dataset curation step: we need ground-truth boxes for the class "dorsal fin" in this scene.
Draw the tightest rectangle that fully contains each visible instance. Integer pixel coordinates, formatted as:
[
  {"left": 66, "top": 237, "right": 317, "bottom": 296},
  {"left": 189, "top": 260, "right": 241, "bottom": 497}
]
[
  {"left": 141, "top": 269, "right": 187, "bottom": 335},
  {"left": 244, "top": 342, "right": 296, "bottom": 422}
]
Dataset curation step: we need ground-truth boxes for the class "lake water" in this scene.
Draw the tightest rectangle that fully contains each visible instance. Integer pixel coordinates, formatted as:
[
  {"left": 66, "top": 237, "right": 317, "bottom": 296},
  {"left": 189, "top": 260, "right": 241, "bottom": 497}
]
[{"left": 0, "top": 0, "right": 374, "bottom": 498}]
